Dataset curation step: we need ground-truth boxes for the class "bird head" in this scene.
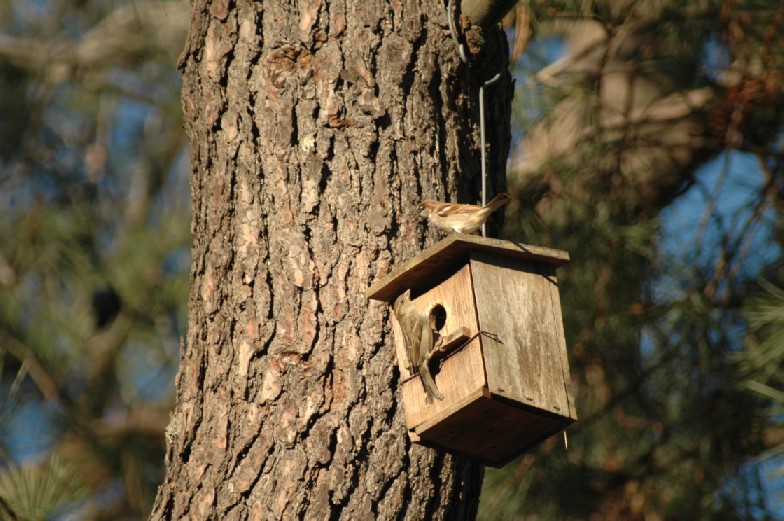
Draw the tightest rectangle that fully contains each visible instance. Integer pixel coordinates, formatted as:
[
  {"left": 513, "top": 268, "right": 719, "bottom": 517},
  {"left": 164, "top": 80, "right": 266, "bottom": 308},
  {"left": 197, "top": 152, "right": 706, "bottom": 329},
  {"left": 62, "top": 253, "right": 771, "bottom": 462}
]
[{"left": 393, "top": 289, "right": 411, "bottom": 315}]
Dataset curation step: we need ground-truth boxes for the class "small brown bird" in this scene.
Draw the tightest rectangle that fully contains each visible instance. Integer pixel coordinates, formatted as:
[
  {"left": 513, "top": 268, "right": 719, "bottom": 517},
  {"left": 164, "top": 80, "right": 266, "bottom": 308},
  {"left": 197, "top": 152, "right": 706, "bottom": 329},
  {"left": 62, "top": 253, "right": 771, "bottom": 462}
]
[
  {"left": 419, "top": 192, "right": 511, "bottom": 234},
  {"left": 393, "top": 290, "right": 444, "bottom": 403}
]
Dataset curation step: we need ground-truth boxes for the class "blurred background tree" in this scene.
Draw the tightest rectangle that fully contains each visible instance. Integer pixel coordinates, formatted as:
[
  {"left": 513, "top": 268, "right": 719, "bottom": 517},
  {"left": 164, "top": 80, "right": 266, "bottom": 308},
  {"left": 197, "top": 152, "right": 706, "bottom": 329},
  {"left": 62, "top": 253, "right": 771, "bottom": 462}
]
[
  {"left": 481, "top": 0, "right": 784, "bottom": 519},
  {"left": 0, "top": 0, "right": 782, "bottom": 519},
  {"left": 0, "top": 0, "right": 189, "bottom": 519}
]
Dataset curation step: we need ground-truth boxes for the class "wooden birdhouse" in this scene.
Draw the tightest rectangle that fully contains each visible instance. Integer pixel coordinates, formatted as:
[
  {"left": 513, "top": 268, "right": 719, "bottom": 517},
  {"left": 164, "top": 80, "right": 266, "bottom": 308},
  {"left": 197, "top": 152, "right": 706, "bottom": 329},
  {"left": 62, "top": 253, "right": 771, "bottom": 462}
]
[{"left": 367, "top": 234, "right": 577, "bottom": 467}]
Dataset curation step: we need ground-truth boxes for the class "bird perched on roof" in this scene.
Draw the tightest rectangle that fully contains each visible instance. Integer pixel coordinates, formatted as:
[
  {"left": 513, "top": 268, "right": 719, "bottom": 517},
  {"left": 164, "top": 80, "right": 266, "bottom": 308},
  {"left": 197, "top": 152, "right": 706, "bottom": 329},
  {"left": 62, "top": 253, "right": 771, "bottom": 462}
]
[
  {"left": 419, "top": 192, "right": 511, "bottom": 234},
  {"left": 393, "top": 289, "right": 444, "bottom": 403}
]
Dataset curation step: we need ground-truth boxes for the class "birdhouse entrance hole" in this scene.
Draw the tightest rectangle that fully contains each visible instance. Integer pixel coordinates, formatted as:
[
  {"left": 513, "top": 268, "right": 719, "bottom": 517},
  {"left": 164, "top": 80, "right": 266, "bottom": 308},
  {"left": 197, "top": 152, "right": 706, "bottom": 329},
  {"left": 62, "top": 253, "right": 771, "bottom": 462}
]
[{"left": 430, "top": 304, "right": 447, "bottom": 332}]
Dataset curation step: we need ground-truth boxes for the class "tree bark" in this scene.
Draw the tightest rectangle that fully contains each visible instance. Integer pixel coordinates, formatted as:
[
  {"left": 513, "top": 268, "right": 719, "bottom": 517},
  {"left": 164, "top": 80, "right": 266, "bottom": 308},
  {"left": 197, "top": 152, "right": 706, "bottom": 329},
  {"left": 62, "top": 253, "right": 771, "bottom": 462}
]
[{"left": 151, "top": 1, "right": 511, "bottom": 519}]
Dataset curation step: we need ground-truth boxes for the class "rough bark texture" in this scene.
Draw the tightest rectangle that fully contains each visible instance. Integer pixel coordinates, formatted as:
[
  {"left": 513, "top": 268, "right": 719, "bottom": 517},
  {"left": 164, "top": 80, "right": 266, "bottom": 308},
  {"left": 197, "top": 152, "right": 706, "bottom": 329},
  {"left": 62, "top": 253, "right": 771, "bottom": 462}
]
[{"left": 151, "top": 0, "right": 512, "bottom": 519}]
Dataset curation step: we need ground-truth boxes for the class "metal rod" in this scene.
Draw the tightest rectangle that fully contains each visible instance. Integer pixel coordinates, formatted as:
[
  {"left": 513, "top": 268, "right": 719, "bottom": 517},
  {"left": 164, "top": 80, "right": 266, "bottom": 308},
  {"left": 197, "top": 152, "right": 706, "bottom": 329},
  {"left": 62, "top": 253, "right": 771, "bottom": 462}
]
[
  {"left": 478, "top": 29, "right": 507, "bottom": 237},
  {"left": 480, "top": 85, "right": 488, "bottom": 237}
]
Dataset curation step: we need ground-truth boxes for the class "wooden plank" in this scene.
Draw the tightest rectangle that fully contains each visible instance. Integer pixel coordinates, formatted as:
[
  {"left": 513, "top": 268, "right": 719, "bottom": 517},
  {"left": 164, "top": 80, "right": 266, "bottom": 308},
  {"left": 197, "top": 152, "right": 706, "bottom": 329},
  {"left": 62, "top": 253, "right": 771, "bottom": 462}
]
[
  {"left": 396, "top": 264, "right": 485, "bottom": 429},
  {"left": 411, "top": 388, "right": 488, "bottom": 438},
  {"left": 415, "top": 393, "right": 571, "bottom": 467},
  {"left": 390, "top": 265, "right": 479, "bottom": 379},
  {"left": 539, "top": 263, "right": 578, "bottom": 420},
  {"left": 367, "top": 234, "right": 569, "bottom": 302},
  {"left": 471, "top": 251, "right": 571, "bottom": 416},
  {"left": 431, "top": 327, "right": 471, "bottom": 361},
  {"left": 400, "top": 339, "right": 486, "bottom": 429}
]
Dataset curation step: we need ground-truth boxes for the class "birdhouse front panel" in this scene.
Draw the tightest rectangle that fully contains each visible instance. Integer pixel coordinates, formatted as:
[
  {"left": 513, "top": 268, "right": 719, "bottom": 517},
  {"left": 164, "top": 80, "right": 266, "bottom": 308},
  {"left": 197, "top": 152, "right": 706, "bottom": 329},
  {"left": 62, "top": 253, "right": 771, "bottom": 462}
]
[{"left": 390, "top": 263, "right": 486, "bottom": 429}]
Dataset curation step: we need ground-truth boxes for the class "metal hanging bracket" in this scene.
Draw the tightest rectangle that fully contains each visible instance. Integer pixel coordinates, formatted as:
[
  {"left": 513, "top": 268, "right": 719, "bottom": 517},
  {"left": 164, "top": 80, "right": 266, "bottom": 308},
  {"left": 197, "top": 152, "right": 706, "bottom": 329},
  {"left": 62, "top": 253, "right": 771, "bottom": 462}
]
[{"left": 448, "top": 1, "right": 509, "bottom": 236}]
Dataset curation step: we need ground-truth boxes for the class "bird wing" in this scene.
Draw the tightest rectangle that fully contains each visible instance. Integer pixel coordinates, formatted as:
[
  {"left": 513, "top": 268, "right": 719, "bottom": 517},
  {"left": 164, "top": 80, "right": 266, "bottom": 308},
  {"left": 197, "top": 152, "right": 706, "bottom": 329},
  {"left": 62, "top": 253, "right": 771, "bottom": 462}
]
[
  {"left": 434, "top": 203, "right": 479, "bottom": 217},
  {"left": 396, "top": 304, "right": 443, "bottom": 402},
  {"left": 414, "top": 313, "right": 442, "bottom": 402},
  {"left": 417, "top": 313, "right": 433, "bottom": 360},
  {"left": 398, "top": 311, "right": 423, "bottom": 370}
]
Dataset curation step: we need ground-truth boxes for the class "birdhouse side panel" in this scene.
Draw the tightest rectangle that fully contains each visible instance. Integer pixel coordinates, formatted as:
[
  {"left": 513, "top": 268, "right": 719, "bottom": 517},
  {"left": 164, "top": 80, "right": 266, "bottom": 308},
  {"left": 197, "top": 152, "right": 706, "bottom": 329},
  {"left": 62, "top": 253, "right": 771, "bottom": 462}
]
[
  {"left": 470, "top": 252, "right": 572, "bottom": 417},
  {"left": 544, "top": 263, "right": 578, "bottom": 420}
]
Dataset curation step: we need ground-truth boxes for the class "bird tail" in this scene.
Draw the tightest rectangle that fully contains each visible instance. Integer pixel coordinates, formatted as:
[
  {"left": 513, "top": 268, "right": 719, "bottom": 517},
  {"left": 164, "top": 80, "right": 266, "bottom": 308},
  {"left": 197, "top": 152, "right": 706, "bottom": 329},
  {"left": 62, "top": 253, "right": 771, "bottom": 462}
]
[
  {"left": 485, "top": 192, "right": 511, "bottom": 211},
  {"left": 419, "top": 363, "right": 444, "bottom": 403}
]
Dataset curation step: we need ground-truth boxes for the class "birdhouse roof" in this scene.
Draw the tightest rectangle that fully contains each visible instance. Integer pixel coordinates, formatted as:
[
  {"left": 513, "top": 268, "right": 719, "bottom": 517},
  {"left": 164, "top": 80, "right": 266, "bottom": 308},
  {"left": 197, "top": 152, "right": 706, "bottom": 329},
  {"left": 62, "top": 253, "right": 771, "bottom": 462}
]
[{"left": 366, "top": 234, "right": 569, "bottom": 302}]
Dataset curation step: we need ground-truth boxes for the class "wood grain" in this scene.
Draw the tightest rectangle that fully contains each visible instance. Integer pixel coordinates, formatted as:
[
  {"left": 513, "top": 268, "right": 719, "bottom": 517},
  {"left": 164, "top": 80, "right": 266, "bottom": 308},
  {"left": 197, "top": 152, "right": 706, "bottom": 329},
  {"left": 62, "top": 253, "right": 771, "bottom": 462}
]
[
  {"left": 390, "top": 264, "right": 478, "bottom": 379},
  {"left": 400, "top": 340, "right": 486, "bottom": 430},
  {"left": 393, "top": 264, "right": 486, "bottom": 429},
  {"left": 415, "top": 392, "right": 568, "bottom": 467},
  {"left": 471, "top": 251, "right": 574, "bottom": 417}
]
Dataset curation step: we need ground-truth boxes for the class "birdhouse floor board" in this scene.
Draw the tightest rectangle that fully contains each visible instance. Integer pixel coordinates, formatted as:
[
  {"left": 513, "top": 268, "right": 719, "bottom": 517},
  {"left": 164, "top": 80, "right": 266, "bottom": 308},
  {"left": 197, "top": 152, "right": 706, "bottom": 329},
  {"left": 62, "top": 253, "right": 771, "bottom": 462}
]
[{"left": 415, "top": 392, "right": 571, "bottom": 467}]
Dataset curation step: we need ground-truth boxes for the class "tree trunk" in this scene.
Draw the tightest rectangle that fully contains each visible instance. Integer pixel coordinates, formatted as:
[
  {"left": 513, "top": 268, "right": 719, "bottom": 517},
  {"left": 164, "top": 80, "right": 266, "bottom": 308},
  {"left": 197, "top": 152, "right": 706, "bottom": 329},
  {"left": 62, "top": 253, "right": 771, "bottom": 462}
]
[{"left": 151, "top": 1, "right": 511, "bottom": 518}]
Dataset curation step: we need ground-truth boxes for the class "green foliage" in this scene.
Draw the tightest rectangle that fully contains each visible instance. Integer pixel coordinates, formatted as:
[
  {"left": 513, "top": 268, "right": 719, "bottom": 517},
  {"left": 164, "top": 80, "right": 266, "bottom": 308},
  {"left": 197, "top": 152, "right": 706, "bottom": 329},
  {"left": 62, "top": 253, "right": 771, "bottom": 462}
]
[
  {"left": 739, "top": 281, "right": 784, "bottom": 386},
  {"left": 483, "top": 0, "right": 784, "bottom": 518},
  {"left": 736, "top": 281, "right": 784, "bottom": 467},
  {"left": 0, "top": 0, "right": 189, "bottom": 518},
  {"left": 0, "top": 456, "right": 88, "bottom": 521}
]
